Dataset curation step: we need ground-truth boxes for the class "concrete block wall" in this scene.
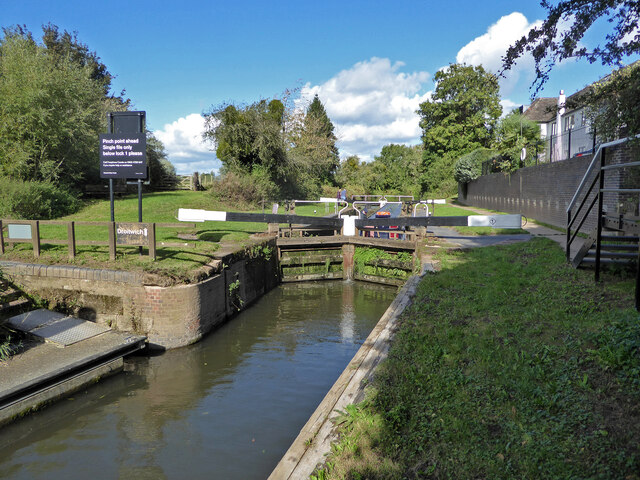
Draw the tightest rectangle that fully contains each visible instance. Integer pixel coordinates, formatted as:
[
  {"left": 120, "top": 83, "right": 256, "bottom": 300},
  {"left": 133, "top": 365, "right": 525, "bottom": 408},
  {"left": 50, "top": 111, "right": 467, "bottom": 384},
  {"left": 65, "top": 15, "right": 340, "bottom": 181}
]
[{"left": 0, "top": 238, "right": 279, "bottom": 350}]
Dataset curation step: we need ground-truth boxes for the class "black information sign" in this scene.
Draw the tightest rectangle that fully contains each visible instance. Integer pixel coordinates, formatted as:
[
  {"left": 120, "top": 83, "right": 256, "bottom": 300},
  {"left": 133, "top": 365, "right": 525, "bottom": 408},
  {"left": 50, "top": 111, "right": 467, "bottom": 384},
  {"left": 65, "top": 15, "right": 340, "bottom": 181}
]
[{"left": 99, "top": 133, "right": 147, "bottom": 179}]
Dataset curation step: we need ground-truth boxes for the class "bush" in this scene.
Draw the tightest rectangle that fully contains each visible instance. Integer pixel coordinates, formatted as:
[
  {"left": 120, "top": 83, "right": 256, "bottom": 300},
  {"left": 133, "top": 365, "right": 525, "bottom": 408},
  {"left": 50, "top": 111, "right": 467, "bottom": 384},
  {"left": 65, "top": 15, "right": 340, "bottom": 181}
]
[
  {"left": 454, "top": 148, "right": 499, "bottom": 183},
  {"left": 208, "top": 168, "right": 279, "bottom": 208},
  {"left": 0, "top": 177, "right": 80, "bottom": 219}
]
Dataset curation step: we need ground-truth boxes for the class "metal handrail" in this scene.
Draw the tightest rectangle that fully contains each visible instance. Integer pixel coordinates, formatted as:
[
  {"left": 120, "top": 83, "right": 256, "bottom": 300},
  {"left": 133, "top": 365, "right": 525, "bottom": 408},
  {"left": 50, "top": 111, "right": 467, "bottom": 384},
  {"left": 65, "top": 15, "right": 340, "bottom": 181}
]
[{"left": 567, "top": 134, "right": 640, "bottom": 213}]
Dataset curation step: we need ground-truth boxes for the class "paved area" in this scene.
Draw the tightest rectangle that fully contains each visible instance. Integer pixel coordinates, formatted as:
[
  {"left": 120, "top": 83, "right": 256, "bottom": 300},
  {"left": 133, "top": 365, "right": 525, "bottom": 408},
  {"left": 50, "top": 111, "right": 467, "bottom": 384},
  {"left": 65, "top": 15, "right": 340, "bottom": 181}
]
[
  {"left": 441, "top": 203, "right": 586, "bottom": 256},
  {"left": 0, "top": 331, "right": 145, "bottom": 404},
  {"left": 1, "top": 308, "right": 146, "bottom": 425}
]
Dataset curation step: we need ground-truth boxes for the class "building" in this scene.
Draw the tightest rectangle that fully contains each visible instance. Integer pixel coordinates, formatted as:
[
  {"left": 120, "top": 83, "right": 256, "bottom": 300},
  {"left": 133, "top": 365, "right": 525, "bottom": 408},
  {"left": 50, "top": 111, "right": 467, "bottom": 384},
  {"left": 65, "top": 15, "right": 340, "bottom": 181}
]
[{"left": 523, "top": 87, "right": 595, "bottom": 163}]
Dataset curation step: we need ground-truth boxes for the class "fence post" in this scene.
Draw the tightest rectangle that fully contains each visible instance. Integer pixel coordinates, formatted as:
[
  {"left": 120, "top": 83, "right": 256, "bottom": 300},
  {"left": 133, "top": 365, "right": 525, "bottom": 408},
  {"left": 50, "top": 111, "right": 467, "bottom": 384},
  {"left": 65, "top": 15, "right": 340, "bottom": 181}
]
[
  {"left": 108, "top": 222, "right": 116, "bottom": 260},
  {"left": 149, "top": 223, "right": 156, "bottom": 260},
  {"left": 0, "top": 220, "right": 4, "bottom": 255},
  {"left": 31, "top": 220, "right": 40, "bottom": 258},
  {"left": 68, "top": 221, "right": 76, "bottom": 259}
]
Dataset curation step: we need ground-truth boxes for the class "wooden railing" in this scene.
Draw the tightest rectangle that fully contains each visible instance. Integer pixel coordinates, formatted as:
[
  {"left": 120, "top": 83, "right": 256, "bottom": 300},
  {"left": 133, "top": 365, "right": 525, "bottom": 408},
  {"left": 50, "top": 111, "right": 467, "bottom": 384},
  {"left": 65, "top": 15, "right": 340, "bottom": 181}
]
[{"left": 0, "top": 220, "right": 196, "bottom": 261}]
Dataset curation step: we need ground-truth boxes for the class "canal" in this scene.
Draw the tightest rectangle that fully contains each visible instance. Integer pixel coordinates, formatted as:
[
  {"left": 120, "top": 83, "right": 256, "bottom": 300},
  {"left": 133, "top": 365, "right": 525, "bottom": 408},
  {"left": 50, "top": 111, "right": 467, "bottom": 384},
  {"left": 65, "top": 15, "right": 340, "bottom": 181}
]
[{"left": 0, "top": 280, "right": 395, "bottom": 479}]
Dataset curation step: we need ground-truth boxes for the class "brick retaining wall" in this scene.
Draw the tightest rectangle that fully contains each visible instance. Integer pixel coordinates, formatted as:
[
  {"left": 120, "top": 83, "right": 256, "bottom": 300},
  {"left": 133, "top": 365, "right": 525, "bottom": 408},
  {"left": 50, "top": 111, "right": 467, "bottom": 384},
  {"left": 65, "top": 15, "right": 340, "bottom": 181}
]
[{"left": 1, "top": 238, "right": 279, "bottom": 349}]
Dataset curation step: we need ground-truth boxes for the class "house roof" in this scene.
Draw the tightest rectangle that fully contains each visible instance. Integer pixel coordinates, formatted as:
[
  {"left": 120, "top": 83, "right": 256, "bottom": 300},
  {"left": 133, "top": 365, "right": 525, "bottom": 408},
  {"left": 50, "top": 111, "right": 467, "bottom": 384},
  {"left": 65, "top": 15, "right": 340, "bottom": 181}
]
[
  {"left": 523, "top": 98, "right": 557, "bottom": 123},
  {"left": 523, "top": 60, "right": 640, "bottom": 123}
]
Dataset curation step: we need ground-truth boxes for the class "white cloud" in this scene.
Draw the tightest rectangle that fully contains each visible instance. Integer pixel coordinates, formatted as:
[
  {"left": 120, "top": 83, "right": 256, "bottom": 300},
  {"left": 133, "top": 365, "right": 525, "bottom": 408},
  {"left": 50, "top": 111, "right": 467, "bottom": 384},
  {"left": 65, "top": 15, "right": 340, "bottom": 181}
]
[
  {"left": 456, "top": 12, "right": 542, "bottom": 96},
  {"left": 300, "top": 57, "right": 431, "bottom": 161},
  {"left": 153, "top": 113, "right": 220, "bottom": 175}
]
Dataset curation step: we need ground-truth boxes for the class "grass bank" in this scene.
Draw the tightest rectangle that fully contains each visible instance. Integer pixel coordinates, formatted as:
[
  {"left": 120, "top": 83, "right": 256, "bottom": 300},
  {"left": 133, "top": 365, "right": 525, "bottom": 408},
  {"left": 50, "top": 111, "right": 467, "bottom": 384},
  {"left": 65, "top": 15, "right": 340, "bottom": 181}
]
[
  {"left": 1, "top": 191, "right": 270, "bottom": 279},
  {"left": 317, "top": 238, "right": 639, "bottom": 479}
]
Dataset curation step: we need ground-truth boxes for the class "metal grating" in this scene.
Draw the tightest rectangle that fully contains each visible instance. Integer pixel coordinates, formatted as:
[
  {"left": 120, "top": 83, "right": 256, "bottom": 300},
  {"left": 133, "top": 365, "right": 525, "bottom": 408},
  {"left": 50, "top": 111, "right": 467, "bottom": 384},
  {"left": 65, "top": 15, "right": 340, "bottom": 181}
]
[
  {"left": 30, "top": 317, "right": 110, "bottom": 347},
  {"left": 6, "top": 309, "right": 68, "bottom": 332}
]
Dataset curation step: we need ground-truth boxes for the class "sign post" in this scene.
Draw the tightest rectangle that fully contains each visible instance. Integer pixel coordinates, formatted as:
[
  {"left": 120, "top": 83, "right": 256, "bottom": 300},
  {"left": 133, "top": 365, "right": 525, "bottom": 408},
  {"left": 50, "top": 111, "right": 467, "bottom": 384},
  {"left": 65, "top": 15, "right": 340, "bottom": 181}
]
[{"left": 100, "top": 111, "right": 147, "bottom": 253}]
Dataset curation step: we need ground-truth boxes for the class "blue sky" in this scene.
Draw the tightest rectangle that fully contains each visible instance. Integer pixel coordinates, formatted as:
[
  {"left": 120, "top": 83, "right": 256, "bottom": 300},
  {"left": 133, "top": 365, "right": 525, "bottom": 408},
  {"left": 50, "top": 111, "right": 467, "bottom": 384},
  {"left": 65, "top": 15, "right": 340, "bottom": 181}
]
[{"left": 3, "top": 0, "right": 637, "bottom": 174}]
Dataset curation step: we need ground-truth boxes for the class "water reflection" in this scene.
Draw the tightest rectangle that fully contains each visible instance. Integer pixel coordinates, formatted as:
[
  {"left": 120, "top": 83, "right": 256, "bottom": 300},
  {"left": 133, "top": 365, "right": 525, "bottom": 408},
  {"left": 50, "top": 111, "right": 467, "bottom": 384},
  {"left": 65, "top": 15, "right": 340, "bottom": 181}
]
[{"left": 0, "top": 281, "right": 395, "bottom": 480}]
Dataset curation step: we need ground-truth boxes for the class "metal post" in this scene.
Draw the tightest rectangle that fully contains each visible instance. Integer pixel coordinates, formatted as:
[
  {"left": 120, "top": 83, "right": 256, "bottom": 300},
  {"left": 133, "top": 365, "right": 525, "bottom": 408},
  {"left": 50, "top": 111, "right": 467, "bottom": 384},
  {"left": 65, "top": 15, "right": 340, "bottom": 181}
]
[
  {"left": 107, "top": 113, "right": 115, "bottom": 222},
  {"left": 595, "top": 148, "right": 606, "bottom": 282},
  {"left": 138, "top": 179, "right": 143, "bottom": 255},
  {"left": 109, "top": 179, "right": 115, "bottom": 221},
  {"left": 566, "top": 210, "right": 571, "bottom": 262}
]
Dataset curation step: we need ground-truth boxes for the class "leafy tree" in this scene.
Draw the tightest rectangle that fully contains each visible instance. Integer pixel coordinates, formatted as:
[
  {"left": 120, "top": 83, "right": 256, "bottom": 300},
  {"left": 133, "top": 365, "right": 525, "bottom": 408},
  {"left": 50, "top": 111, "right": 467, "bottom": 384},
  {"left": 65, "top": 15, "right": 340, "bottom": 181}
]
[
  {"left": 368, "top": 144, "right": 423, "bottom": 196},
  {"left": 336, "top": 155, "right": 364, "bottom": 187},
  {"left": 417, "top": 63, "right": 502, "bottom": 194},
  {"left": 41, "top": 23, "right": 113, "bottom": 95},
  {"left": 204, "top": 99, "right": 288, "bottom": 182},
  {"left": 454, "top": 148, "right": 499, "bottom": 183},
  {"left": 584, "top": 60, "right": 640, "bottom": 141},
  {"left": 502, "top": 1, "right": 640, "bottom": 94},
  {"left": 288, "top": 95, "right": 340, "bottom": 192},
  {"left": 492, "top": 111, "right": 544, "bottom": 172},
  {"left": 146, "top": 132, "right": 177, "bottom": 189},
  {"left": 0, "top": 30, "right": 105, "bottom": 186},
  {"left": 204, "top": 94, "right": 342, "bottom": 199}
]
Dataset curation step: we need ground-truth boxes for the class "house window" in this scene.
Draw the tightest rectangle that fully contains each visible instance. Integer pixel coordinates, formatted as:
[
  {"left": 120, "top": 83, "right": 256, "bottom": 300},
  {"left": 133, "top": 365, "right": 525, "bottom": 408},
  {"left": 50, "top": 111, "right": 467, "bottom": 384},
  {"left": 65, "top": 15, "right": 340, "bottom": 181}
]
[
  {"left": 551, "top": 122, "right": 557, "bottom": 135},
  {"left": 564, "top": 115, "right": 575, "bottom": 131}
]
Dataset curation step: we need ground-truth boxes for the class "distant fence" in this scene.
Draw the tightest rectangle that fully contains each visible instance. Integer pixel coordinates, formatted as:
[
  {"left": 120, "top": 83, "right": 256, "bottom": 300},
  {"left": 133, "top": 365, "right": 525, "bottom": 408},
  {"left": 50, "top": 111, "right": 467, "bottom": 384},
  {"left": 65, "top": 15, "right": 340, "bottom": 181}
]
[{"left": 0, "top": 220, "right": 196, "bottom": 261}]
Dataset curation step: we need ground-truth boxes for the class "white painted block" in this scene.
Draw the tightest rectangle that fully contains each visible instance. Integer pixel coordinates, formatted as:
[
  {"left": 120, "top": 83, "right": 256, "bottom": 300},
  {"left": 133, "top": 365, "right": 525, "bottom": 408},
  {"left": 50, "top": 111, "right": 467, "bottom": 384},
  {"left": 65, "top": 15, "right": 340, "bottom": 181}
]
[
  {"left": 178, "top": 209, "right": 227, "bottom": 222},
  {"left": 467, "top": 214, "right": 522, "bottom": 228},
  {"left": 342, "top": 216, "right": 358, "bottom": 236}
]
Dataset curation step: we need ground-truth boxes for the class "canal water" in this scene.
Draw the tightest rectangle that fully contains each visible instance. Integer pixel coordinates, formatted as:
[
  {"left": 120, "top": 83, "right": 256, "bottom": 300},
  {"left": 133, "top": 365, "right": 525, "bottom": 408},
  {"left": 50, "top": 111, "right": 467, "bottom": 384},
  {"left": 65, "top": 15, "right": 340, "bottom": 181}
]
[{"left": 0, "top": 281, "right": 395, "bottom": 480}]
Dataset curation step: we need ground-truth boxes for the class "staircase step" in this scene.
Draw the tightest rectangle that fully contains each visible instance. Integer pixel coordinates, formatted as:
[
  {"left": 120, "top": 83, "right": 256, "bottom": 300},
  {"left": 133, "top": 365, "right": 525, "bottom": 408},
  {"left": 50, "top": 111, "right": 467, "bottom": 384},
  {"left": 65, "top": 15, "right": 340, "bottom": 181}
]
[
  {"left": 599, "top": 243, "right": 638, "bottom": 251},
  {"left": 581, "top": 257, "right": 636, "bottom": 265},
  {"left": 601, "top": 235, "right": 639, "bottom": 242},
  {"left": 586, "top": 251, "right": 638, "bottom": 259}
]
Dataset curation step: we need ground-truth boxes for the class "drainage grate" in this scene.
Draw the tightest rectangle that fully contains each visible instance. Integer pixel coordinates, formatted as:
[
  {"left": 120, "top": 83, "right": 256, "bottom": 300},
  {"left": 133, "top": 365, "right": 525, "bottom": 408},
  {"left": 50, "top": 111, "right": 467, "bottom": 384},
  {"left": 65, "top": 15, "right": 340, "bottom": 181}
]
[{"left": 30, "top": 317, "right": 110, "bottom": 347}]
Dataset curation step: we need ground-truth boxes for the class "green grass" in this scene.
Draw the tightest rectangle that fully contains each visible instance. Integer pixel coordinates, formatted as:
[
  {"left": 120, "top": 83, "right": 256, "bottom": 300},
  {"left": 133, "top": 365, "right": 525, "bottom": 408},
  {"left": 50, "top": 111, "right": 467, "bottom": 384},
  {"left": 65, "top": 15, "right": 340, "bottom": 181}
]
[
  {"left": 317, "top": 238, "right": 640, "bottom": 479},
  {"left": 1, "top": 191, "right": 269, "bottom": 278}
]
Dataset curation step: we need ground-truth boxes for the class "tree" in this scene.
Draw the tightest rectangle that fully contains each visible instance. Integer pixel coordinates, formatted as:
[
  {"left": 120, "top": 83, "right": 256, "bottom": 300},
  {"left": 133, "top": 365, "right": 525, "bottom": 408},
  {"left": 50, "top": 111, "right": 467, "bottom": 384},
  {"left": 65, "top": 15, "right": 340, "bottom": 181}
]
[
  {"left": 417, "top": 63, "right": 502, "bottom": 194},
  {"left": 368, "top": 144, "right": 423, "bottom": 196},
  {"left": 492, "top": 111, "right": 544, "bottom": 172},
  {"left": 584, "top": 60, "right": 640, "bottom": 140},
  {"left": 502, "top": 1, "right": 640, "bottom": 95},
  {"left": 0, "top": 30, "right": 106, "bottom": 186},
  {"left": 204, "top": 99, "right": 288, "bottom": 181},
  {"left": 146, "top": 133, "right": 177, "bottom": 189},
  {"left": 288, "top": 95, "right": 340, "bottom": 190},
  {"left": 203, "top": 94, "right": 342, "bottom": 199}
]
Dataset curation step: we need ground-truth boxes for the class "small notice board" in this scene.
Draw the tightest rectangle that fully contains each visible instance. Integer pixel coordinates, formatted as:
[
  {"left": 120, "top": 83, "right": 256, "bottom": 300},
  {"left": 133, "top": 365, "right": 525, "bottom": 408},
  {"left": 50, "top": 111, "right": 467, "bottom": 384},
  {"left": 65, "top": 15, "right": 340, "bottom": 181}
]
[
  {"left": 116, "top": 223, "right": 151, "bottom": 246},
  {"left": 99, "top": 133, "right": 147, "bottom": 179}
]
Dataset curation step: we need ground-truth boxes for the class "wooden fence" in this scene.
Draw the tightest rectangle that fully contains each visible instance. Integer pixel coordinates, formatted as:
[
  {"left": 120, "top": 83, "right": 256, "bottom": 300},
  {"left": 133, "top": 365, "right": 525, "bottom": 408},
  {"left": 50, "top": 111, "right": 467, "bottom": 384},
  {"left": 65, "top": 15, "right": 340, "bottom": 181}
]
[{"left": 0, "top": 220, "right": 196, "bottom": 261}]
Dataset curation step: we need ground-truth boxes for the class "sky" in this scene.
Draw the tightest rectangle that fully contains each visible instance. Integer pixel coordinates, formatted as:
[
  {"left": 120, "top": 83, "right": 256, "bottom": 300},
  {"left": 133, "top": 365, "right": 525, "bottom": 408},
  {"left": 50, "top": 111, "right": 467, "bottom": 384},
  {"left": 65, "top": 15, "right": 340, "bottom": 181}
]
[{"left": 3, "top": 0, "right": 638, "bottom": 174}]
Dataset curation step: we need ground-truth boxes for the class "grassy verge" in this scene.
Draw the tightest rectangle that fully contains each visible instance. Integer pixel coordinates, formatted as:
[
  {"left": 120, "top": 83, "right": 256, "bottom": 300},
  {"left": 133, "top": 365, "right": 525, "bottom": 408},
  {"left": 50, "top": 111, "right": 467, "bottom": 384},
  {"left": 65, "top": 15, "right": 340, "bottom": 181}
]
[
  {"left": 0, "top": 191, "right": 269, "bottom": 279},
  {"left": 317, "top": 238, "right": 639, "bottom": 479},
  {"left": 429, "top": 204, "right": 529, "bottom": 236}
]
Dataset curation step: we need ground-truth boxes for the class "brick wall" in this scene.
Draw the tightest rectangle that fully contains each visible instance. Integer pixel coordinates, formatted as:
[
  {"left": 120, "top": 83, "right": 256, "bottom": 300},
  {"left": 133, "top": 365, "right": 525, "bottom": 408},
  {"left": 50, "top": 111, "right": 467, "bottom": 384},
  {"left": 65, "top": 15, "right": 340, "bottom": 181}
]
[
  {"left": 458, "top": 142, "right": 639, "bottom": 232},
  {"left": 1, "top": 238, "right": 279, "bottom": 350}
]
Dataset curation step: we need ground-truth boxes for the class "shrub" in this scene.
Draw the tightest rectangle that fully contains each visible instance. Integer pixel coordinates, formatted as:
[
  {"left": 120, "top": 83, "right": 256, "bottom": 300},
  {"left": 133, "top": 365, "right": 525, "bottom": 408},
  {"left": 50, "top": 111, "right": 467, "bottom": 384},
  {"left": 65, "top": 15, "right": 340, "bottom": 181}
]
[
  {"left": 454, "top": 148, "right": 499, "bottom": 183},
  {"left": 0, "top": 177, "right": 80, "bottom": 219},
  {"left": 208, "top": 168, "right": 279, "bottom": 208}
]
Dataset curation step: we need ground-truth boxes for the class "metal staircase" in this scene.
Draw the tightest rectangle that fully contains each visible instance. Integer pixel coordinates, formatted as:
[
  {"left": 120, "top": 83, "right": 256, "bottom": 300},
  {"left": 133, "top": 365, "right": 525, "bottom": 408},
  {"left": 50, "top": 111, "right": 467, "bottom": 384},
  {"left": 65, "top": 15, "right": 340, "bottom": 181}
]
[{"left": 566, "top": 135, "right": 640, "bottom": 309}]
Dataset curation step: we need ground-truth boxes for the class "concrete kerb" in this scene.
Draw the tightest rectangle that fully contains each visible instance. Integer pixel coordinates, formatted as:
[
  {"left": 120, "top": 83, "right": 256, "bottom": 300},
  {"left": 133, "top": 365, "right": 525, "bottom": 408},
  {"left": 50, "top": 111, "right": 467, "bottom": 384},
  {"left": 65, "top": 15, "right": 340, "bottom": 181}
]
[{"left": 268, "top": 267, "right": 432, "bottom": 480}]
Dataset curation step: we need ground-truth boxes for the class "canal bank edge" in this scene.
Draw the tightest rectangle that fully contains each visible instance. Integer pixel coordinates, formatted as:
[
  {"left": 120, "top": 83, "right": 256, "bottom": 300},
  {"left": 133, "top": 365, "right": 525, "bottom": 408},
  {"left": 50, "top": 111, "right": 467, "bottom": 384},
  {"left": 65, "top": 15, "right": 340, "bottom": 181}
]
[
  {"left": 268, "top": 261, "right": 437, "bottom": 480},
  {"left": 0, "top": 237, "right": 279, "bottom": 349}
]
